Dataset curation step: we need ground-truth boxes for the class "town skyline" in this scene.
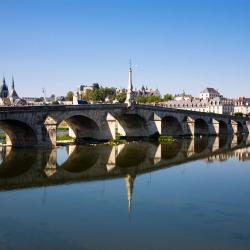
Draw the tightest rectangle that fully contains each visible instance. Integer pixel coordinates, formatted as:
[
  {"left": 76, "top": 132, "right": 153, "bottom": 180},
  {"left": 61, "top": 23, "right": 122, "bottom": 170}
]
[
  {"left": 0, "top": 71, "right": 248, "bottom": 100},
  {"left": 0, "top": 0, "right": 249, "bottom": 97}
]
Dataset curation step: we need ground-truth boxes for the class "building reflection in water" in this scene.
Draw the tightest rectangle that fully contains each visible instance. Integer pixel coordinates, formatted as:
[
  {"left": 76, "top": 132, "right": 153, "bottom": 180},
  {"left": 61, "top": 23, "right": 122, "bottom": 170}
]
[{"left": 0, "top": 134, "right": 249, "bottom": 211}]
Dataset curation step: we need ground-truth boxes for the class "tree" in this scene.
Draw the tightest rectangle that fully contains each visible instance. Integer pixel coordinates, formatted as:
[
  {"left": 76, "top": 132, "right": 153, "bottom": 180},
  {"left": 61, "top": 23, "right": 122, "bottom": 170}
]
[
  {"left": 83, "top": 87, "right": 116, "bottom": 102},
  {"left": 136, "top": 96, "right": 147, "bottom": 103},
  {"left": 84, "top": 89, "right": 94, "bottom": 101},
  {"left": 92, "top": 83, "right": 100, "bottom": 90},
  {"left": 34, "top": 97, "right": 43, "bottom": 102},
  {"left": 115, "top": 92, "right": 126, "bottom": 103},
  {"left": 92, "top": 88, "right": 106, "bottom": 102},
  {"left": 163, "top": 94, "right": 174, "bottom": 101},
  {"left": 65, "top": 91, "right": 73, "bottom": 101},
  {"left": 234, "top": 112, "right": 243, "bottom": 117},
  {"left": 136, "top": 95, "right": 161, "bottom": 104}
]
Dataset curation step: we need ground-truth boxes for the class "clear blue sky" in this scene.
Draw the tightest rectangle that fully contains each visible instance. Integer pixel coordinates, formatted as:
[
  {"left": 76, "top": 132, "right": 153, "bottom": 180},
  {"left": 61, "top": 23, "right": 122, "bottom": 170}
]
[{"left": 0, "top": 0, "right": 249, "bottom": 98}]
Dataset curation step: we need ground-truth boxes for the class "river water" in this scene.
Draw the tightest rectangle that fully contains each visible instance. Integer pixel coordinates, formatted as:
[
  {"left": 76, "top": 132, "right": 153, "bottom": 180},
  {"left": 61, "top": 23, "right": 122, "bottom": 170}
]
[{"left": 0, "top": 135, "right": 250, "bottom": 250}]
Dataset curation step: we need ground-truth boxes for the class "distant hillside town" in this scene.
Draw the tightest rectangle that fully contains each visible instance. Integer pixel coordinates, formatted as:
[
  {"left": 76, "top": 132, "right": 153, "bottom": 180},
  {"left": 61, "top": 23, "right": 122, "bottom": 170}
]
[{"left": 0, "top": 74, "right": 249, "bottom": 116}]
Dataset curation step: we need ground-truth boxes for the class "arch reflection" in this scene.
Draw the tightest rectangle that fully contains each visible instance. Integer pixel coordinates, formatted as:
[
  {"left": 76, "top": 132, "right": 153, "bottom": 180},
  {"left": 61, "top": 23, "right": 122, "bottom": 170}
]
[{"left": 0, "top": 135, "right": 249, "bottom": 192}]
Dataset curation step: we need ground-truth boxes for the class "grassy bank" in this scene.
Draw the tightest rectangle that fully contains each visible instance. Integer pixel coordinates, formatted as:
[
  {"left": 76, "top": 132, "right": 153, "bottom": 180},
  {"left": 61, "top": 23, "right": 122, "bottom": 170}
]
[
  {"left": 158, "top": 135, "right": 175, "bottom": 143},
  {"left": 56, "top": 134, "right": 74, "bottom": 141},
  {"left": 107, "top": 138, "right": 126, "bottom": 146},
  {"left": 107, "top": 133, "right": 126, "bottom": 145}
]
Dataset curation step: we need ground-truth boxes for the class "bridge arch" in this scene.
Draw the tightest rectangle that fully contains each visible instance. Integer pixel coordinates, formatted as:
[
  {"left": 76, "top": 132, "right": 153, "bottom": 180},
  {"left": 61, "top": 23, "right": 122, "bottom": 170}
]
[
  {"left": 194, "top": 118, "right": 209, "bottom": 136},
  {"left": 161, "top": 141, "right": 182, "bottom": 160},
  {"left": 162, "top": 116, "right": 183, "bottom": 136},
  {"left": 116, "top": 143, "right": 148, "bottom": 168},
  {"left": 60, "top": 145, "right": 101, "bottom": 173},
  {"left": 0, "top": 120, "right": 38, "bottom": 147},
  {"left": 194, "top": 137, "right": 209, "bottom": 153},
  {"left": 0, "top": 148, "right": 37, "bottom": 178},
  {"left": 64, "top": 115, "right": 100, "bottom": 142},
  {"left": 116, "top": 114, "right": 149, "bottom": 138},
  {"left": 48, "top": 112, "right": 101, "bottom": 142}
]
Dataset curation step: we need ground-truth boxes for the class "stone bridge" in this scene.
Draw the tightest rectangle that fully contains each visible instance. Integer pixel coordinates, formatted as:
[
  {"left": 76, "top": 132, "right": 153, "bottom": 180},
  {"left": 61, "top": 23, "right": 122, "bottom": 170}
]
[{"left": 0, "top": 104, "right": 249, "bottom": 147}]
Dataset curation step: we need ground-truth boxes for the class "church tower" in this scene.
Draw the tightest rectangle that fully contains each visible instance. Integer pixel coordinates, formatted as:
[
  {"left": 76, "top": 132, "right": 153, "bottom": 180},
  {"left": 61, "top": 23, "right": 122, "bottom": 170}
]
[
  {"left": 9, "top": 77, "right": 19, "bottom": 104},
  {"left": 0, "top": 76, "right": 9, "bottom": 98}
]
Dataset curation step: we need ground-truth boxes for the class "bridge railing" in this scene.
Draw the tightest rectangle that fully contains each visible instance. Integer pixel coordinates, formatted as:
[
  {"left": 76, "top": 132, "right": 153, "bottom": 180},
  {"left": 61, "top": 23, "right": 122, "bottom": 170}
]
[
  {"left": 0, "top": 103, "right": 249, "bottom": 121},
  {"left": 135, "top": 104, "right": 249, "bottom": 121},
  {"left": 0, "top": 103, "right": 127, "bottom": 113}
]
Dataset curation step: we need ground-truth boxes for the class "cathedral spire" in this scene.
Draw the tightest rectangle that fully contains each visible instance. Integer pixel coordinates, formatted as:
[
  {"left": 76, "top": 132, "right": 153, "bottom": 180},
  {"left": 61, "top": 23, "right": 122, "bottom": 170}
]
[
  {"left": 2, "top": 76, "right": 6, "bottom": 85},
  {"left": 0, "top": 75, "right": 9, "bottom": 98},
  {"left": 9, "top": 76, "right": 19, "bottom": 101},
  {"left": 125, "top": 60, "right": 135, "bottom": 107}
]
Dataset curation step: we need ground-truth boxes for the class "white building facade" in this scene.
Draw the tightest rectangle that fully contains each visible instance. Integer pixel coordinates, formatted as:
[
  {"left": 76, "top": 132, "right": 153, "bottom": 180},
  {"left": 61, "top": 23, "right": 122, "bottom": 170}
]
[
  {"left": 164, "top": 87, "right": 236, "bottom": 115},
  {"left": 199, "top": 87, "right": 221, "bottom": 100},
  {"left": 234, "top": 97, "right": 250, "bottom": 115}
]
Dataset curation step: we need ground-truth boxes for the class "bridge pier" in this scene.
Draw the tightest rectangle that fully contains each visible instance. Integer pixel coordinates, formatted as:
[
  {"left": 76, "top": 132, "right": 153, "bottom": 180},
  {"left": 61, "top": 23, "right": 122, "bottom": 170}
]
[
  {"left": 44, "top": 148, "right": 57, "bottom": 177},
  {"left": 184, "top": 117, "right": 195, "bottom": 136},
  {"left": 230, "top": 120, "right": 240, "bottom": 134},
  {"left": 106, "top": 113, "right": 117, "bottom": 139},
  {"left": 211, "top": 136, "right": 220, "bottom": 152},
  {"left": 106, "top": 146, "right": 117, "bottom": 172},
  {"left": 231, "top": 135, "right": 239, "bottom": 148},
  {"left": 154, "top": 144, "right": 162, "bottom": 164},
  {"left": 247, "top": 121, "right": 250, "bottom": 134},
  {"left": 150, "top": 113, "right": 162, "bottom": 136},
  {"left": 44, "top": 118, "right": 57, "bottom": 147},
  {"left": 209, "top": 119, "right": 220, "bottom": 136},
  {"left": 68, "top": 127, "right": 76, "bottom": 138}
]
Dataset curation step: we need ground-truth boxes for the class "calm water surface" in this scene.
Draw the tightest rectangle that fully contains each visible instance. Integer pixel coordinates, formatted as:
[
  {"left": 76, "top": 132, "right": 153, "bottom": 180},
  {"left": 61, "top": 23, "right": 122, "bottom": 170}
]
[{"left": 0, "top": 135, "right": 250, "bottom": 250}]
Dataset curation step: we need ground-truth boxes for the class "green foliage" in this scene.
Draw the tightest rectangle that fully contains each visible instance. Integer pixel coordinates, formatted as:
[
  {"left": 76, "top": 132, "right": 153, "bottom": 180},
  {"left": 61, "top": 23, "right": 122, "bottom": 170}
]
[
  {"left": 158, "top": 135, "right": 174, "bottom": 143},
  {"left": 107, "top": 138, "right": 126, "bottom": 145},
  {"left": 52, "top": 100, "right": 59, "bottom": 105},
  {"left": 56, "top": 134, "right": 74, "bottom": 141},
  {"left": 115, "top": 92, "right": 126, "bottom": 103},
  {"left": 163, "top": 94, "right": 174, "bottom": 101},
  {"left": 0, "top": 134, "right": 6, "bottom": 139},
  {"left": 84, "top": 89, "right": 93, "bottom": 101},
  {"left": 84, "top": 87, "right": 116, "bottom": 102},
  {"left": 234, "top": 112, "right": 244, "bottom": 117},
  {"left": 136, "top": 95, "right": 161, "bottom": 104},
  {"left": 92, "top": 83, "right": 100, "bottom": 89},
  {"left": 65, "top": 91, "right": 74, "bottom": 101},
  {"left": 107, "top": 131, "right": 126, "bottom": 145},
  {"left": 0, "top": 133, "right": 6, "bottom": 144}
]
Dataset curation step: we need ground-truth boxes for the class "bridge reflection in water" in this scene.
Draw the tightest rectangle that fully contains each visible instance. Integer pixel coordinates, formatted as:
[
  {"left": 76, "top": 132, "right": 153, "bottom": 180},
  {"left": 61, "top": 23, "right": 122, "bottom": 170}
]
[{"left": 0, "top": 134, "right": 250, "bottom": 211}]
